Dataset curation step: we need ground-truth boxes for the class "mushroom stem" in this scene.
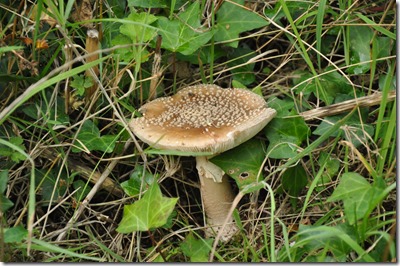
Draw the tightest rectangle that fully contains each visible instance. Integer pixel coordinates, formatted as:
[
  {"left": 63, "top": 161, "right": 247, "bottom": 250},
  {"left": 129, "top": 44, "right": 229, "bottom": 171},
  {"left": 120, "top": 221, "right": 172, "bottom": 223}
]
[{"left": 196, "top": 156, "right": 238, "bottom": 241}]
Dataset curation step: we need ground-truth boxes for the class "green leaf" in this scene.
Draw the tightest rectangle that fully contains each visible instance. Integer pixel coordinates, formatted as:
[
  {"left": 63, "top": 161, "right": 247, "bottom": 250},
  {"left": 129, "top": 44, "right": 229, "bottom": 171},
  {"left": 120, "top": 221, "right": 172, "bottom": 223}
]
[
  {"left": 22, "top": 92, "right": 69, "bottom": 125},
  {"left": 105, "top": 0, "right": 126, "bottom": 18},
  {"left": 0, "top": 169, "right": 8, "bottom": 194},
  {"left": 227, "top": 45, "right": 256, "bottom": 85},
  {"left": 176, "top": 45, "right": 226, "bottom": 65},
  {"left": 72, "top": 180, "right": 92, "bottom": 201},
  {"left": 281, "top": 164, "right": 308, "bottom": 197},
  {"left": 315, "top": 152, "right": 340, "bottom": 192},
  {"left": 180, "top": 233, "right": 213, "bottom": 262},
  {"left": 215, "top": 0, "right": 269, "bottom": 48},
  {"left": 264, "top": 1, "right": 313, "bottom": 24},
  {"left": 4, "top": 226, "right": 28, "bottom": 243},
  {"left": 293, "top": 223, "right": 375, "bottom": 262},
  {"left": 116, "top": 182, "right": 178, "bottom": 233},
  {"left": 210, "top": 139, "right": 266, "bottom": 190},
  {"left": 120, "top": 165, "right": 156, "bottom": 196},
  {"left": 266, "top": 97, "right": 295, "bottom": 118},
  {"left": 120, "top": 12, "right": 158, "bottom": 43},
  {"left": 127, "top": 0, "right": 167, "bottom": 8},
  {"left": 346, "top": 26, "right": 394, "bottom": 74},
  {"left": 319, "top": 152, "right": 340, "bottom": 178},
  {"left": 0, "top": 55, "right": 110, "bottom": 126},
  {"left": 231, "top": 79, "right": 247, "bottom": 89},
  {"left": 313, "top": 113, "right": 374, "bottom": 148},
  {"left": 347, "top": 26, "right": 372, "bottom": 74},
  {"left": 265, "top": 113, "right": 310, "bottom": 159},
  {"left": 0, "top": 170, "right": 14, "bottom": 212},
  {"left": 327, "top": 172, "right": 383, "bottom": 225},
  {"left": 296, "top": 223, "right": 356, "bottom": 262},
  {"left": 72, "top": 120, "right": 117, "bottom": 153},
  {"left": 35, "top": 167, "right": 71, "bottom": 206},
  {"left": 281, "top": 164, "right": 308, "bottom": 208},
  {"left": 70, "top": 75, "right": 93, "bottom": 96},
  {"left": 0, "top": 136, "right": 26, "bottom": 163},
  {"left": 27, "top": 238, "right": 101, "bottom": 261},
  {"left": 111, "top": 34, "right": 134, "bottom": 61},
  {"left": 241, "top": 181, "right": 266, "bottom": 194},
  {"left": 111, "top": 34, "right": 151, "bottom": 63},
  {"left": 0, "top": 45, "right": 24, "bottom": 56},
  {"left": 156, "top": 2, "right": 213, "bottom": 55},
  {"left": 355, "top": 13, "right": 396, "bottom": 40},
  {"left": 292, "top": 68, "right": 353, "bottom": 105}
]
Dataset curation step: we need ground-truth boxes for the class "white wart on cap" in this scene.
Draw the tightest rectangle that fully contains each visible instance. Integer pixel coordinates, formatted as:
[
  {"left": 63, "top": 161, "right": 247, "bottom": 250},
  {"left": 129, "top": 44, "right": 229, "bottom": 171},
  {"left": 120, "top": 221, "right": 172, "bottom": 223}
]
[{"left": 130, "top": 84, "right": 276, "bottom": 154}]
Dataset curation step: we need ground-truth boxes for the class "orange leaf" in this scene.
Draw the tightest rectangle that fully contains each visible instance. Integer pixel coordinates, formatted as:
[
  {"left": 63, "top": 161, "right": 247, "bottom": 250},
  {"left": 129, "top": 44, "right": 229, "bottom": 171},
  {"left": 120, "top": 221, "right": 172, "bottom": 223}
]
[
  {"left": 19, "top": 37, "right": 33, "bottom": 45},
  {"left": 36, "top": 39, "right": 49, "bottom": 50}
]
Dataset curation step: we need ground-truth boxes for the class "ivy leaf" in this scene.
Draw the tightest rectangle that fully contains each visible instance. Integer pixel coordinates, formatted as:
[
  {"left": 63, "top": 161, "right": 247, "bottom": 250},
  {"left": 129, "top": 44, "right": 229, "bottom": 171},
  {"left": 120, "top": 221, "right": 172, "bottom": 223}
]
[
  {"left": 346, "top": 26, "right": 393, "bottom": 75},
  {"left": 22, "top": 92, "right": 69, "bottom": 125},
  {"left": 215, "top": 0, "right": 269, "bottom": 48},
  {"left": 116, "top": 182, "right": 178, "bottom": 233},
  {"left": 313, "top": 112, "right": 374, "bottom": 148},
  {"left": 72, "top": 180, "right": 92, "bottom": 202},
  {"left": 120, "top": 11, "right": 158, "bottom": 43},
  {"left": 156, "top": 2, "right": 213, "bottom": 55},
  {"left": 210, "top": 139, "right": 266, "bottom": 190},
  {"left": 315, "top": 152, "right": 340, "bottom": 192},
  {"left": 72, "top": 120, "right": 117, "bottom": 153},
  {"left": 0, "top": 136, "right": 26, "bottom": 163},
  {"left": 120, "top": 165, "right": 156, "bottom": 196},
  {"left": 113, "top": 11, "right": 156, "bottom": 63},
  {"left": 265, "top": 112, "right": 310, "bottom": 159},
  {"left": 111, "top": 34, "right": 151, "bottom": 63},
  {"left": 227, "top": 45, "right": 256, "bottom": 85},
  {"left": 264, "top": 1, "right": 313, "bottom": 25},
  {"left": 180, "top": 233, "right": 213, "bottom": 262},
  {"left": 327, "top": 172, "right": 383, "bottom": 225},
  {"left": 347, "top": 26, "right": 372, "bottom": 74},
  {"left": 296, "top": 223, "right": 356, "bottom": 262},
  {"left": 35, "top": 167, "right": 71, "bottom": 206},
  {"left": 70, "top": 75, "right": 93, "bottom": 96},
  {"left": 281, "top": 164, "right": 308, "bottom": 197},
  {"left": 281, "top": 164, "right": 308, "bottom": 208},
  {"left": 4, "top": 226, "right": 28, "bottom": 243},
  {"left": 266, "top": 96, "right": 295, "bottom": 117},
  {"left": 127, "top": 0, "right": 167, "bottom": 8},
  {"left": 292, "top": 68, "right": 353, "bottom": 105},
  {"left": 0, "top": 170, "right": 14, "bottom": 212}
]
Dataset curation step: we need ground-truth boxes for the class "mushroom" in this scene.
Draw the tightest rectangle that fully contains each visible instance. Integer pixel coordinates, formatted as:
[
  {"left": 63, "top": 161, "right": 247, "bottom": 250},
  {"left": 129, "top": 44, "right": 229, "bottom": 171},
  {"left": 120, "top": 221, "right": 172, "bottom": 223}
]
[{"left": 129, "top": 84, "right": 276, "bottom": 241}]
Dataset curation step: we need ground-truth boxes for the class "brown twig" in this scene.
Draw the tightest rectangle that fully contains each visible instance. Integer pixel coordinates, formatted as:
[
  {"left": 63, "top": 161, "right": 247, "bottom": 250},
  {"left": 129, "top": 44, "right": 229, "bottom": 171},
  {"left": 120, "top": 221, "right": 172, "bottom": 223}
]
[
  {"left": 55, "top": 142, "right": 128, "bottom": 242},
  {"left": 40, "top": 148, "right": 124, "bottom": 198},
  {"left": 298, "top": 91, "right": 396, "bottom": 121}
]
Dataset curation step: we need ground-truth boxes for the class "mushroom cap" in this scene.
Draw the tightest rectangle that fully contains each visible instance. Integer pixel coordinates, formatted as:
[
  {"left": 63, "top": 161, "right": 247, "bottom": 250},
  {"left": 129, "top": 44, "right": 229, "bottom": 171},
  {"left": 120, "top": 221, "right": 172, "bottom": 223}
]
[{"left": 130, "top": 84, "right": 276, "bottom": 155}]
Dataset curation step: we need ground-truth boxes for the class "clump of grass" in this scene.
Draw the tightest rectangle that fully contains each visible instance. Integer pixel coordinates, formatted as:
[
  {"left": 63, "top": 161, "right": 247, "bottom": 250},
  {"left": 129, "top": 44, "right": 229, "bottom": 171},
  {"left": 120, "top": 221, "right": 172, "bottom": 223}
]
[{"left": 0, "top": 0, "right": 396, "bottom": 262}]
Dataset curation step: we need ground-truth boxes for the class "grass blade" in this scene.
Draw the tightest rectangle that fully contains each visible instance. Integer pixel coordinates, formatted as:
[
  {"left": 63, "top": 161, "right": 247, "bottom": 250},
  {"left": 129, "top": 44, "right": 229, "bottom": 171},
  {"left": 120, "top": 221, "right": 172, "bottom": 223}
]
[
  {"left": 316, "top": 0, "right": 327, "bottom": 69},
  {"left": 0, "top": 55, "right": 110, "bottom": 126}
]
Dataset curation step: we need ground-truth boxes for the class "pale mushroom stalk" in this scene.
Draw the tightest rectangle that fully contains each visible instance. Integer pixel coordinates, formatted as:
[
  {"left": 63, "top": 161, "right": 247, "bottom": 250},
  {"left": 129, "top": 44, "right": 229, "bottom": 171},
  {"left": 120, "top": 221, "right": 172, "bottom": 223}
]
[{"left": 195, "top": 156, "right": 237, "bottom": 240}]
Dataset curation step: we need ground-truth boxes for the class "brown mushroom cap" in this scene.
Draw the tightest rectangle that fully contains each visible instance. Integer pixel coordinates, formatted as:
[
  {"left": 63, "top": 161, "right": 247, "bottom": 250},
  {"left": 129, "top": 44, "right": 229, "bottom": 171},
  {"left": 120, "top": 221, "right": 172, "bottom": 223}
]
[{"left": 130, "top": 84, "right": 276, "bottom": 154}]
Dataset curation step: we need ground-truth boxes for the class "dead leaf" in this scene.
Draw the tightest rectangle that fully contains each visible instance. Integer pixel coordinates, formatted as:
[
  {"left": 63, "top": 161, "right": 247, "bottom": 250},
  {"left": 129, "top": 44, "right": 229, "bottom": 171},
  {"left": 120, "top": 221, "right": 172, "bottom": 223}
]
[
  {"left": 70, "top": 0, "right": 94, "bottom": 28},
  {"left": 30, "top": 5, "right": 58, "bottom": 27},
  {"left": 36, "top": 39, "right": 49, "bottom": 50},
  {"left": 19, "top": 37, "right": 33, "bottom": 46},
  {"left": 40, "top": 9, "right": 58, "bottom": 27}
]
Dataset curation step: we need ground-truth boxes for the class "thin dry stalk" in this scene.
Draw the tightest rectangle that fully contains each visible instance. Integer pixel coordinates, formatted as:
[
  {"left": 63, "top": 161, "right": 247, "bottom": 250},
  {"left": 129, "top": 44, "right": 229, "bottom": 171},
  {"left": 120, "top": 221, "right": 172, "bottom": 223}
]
[
  {"left": 55, "top": 140, "right": 131, "bottom": 242},
  {"left": 39, "top": 148, "right": 124, "bottom": 197},
  {"left": 299, "top": 91, "right": 396, "bottom": 121}
]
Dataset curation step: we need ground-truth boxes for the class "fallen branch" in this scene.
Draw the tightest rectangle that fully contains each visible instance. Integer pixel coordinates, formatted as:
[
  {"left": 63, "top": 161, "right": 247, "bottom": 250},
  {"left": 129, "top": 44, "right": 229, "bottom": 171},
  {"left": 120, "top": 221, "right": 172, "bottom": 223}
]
[
  {"left": 40, "top": 148, "right": 124, "bottom": 198},
  {"left": 299, "top": 90, "right": 396, "bottom": 121}
]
